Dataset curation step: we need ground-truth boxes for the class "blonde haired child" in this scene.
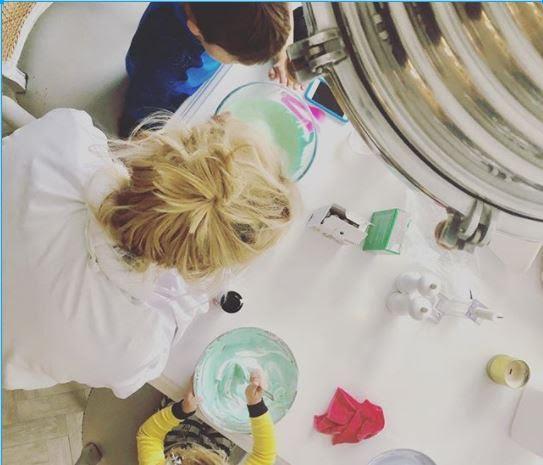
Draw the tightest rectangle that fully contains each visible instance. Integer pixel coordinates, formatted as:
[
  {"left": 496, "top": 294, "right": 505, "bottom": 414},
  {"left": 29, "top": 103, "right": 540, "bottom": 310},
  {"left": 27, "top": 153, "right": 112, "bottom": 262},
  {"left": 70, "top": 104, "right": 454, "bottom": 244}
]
[
  {"left": 99, "top": 113, "right": 295, "bottom": 282},
  {"left": 4, "top": 108, "right": 296, "bottom": 398}
]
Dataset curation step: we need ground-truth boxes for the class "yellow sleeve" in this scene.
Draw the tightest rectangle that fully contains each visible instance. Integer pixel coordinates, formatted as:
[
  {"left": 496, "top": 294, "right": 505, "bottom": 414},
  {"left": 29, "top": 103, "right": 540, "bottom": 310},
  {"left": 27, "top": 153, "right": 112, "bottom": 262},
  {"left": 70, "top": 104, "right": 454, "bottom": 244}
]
[
  {"left": 245, "top": 412, "right": 277, "bottom": 465},
  {"left": 137, "top": 405, "right": 182, "bottom": 465}
]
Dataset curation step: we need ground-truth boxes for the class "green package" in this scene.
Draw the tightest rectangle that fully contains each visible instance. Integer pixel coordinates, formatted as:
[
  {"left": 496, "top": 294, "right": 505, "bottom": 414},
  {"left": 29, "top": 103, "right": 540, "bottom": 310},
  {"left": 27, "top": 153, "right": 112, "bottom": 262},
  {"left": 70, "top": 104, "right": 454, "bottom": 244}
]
[{"left": 362, "top": 208, "right": 410, "bottom": 254}]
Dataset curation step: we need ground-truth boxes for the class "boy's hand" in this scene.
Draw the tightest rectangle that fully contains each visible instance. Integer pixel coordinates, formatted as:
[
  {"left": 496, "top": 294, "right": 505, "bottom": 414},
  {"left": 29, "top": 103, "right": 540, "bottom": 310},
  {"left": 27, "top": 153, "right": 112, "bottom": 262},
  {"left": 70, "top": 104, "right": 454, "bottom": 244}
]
[
  {"left": 245, "top": 370, "right": 265, "bottom": 405},
  {"left": 269, "top": 51, "right": 303, "bottom": 91},
  {"left": 182, "top": 376, "right": 201, "bottom": 414}
]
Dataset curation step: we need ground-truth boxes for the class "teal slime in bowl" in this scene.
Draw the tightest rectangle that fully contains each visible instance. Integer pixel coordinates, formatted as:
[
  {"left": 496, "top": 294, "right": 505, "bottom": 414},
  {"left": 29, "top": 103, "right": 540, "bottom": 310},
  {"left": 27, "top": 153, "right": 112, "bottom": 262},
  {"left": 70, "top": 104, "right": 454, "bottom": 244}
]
[
  {"left": 216, "top": 82, "right": 318, "bottom": 181},
  {"left": 194, "top": 327, "right": 298, "bottom": 434}
]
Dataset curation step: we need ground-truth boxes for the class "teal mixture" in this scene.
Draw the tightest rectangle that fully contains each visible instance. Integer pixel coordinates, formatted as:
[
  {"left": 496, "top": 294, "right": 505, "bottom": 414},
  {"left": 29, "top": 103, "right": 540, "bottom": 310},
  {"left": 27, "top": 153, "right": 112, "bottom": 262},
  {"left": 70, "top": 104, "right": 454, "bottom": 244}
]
[
  {"left": 222, "top": 98, "right": 315, "bottom": 180},
  {"left": 194, "top": 327, "right": 298, "bottom": 433}
]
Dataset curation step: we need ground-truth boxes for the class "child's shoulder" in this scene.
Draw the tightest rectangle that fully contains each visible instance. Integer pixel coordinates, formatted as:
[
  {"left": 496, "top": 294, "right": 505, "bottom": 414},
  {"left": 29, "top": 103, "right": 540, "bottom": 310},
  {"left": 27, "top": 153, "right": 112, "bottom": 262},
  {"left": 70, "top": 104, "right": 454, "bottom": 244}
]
[
  {"left": 128, "top": 2, "right": 200, "bottom": 64},
  {"left": 137, "top": 2, "right": 190, "bottom": 38}
]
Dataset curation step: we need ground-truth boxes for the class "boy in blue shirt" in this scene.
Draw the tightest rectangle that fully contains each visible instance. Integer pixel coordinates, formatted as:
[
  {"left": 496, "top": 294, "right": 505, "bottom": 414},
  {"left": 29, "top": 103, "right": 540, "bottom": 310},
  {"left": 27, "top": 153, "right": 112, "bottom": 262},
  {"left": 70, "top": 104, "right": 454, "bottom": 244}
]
[{"left": 120, "top": 2, "right": 305, "bottom": 138}]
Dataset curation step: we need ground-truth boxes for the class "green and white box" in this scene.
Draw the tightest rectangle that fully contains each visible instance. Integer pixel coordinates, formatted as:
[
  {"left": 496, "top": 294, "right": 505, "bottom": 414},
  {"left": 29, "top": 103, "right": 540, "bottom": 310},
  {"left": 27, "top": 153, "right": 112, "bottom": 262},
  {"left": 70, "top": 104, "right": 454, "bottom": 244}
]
[{"left": 362, "top": 208, "right": 410, "bottom": 254}]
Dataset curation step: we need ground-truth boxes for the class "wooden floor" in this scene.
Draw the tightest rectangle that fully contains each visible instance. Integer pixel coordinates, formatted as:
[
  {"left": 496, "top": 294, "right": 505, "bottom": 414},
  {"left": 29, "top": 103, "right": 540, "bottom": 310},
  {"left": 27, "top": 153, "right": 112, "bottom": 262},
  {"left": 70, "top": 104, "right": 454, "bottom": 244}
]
[{"left": 2, "top": 383, "right": 90, "bottom": 465}]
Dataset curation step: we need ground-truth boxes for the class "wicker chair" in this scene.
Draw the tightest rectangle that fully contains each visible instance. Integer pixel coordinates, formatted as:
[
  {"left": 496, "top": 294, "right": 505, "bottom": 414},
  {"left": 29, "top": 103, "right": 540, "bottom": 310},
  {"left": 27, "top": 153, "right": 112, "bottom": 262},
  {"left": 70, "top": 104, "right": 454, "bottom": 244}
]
[{"left": 2, "top": 1, "right": 52, "bottom": 91}]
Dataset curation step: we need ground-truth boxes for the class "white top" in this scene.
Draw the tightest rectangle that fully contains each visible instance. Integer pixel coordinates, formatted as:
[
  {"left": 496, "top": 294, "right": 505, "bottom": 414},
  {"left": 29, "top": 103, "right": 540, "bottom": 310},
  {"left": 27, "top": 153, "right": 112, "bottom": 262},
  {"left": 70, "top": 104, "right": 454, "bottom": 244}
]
[{"left": 2, "top": 108, "right": 208, "bottom": 398}]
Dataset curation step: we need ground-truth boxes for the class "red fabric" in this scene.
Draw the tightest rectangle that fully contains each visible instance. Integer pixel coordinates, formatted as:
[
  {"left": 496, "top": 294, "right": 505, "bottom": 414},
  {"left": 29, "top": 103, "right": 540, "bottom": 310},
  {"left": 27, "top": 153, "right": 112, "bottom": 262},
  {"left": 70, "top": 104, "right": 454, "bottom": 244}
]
[{"left": 314, "top": 387, "right": 385, "bottom": 445}]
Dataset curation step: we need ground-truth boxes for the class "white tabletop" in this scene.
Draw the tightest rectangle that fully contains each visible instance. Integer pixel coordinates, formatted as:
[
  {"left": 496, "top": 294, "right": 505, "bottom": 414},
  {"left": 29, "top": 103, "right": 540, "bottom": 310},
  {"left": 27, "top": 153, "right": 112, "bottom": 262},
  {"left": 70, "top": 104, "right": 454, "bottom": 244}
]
[{"left": 152, "top": 64, "right": 543, "bottom": 465}]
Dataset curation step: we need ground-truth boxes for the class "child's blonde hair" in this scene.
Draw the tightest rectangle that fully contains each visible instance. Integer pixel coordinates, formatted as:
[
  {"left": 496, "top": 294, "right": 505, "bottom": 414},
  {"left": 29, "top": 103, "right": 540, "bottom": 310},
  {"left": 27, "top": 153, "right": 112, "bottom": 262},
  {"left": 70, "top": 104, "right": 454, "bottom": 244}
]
[
  {"left": 97, "top": 114, "right": 296, "bottom": 282},
  {"left": 167, "top": 444, "right": 228, "bottom": 465}
]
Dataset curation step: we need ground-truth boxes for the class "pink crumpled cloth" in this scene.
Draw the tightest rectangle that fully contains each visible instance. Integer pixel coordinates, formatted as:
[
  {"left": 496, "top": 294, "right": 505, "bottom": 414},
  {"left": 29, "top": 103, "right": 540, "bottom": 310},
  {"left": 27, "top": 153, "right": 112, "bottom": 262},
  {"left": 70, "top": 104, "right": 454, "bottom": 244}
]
[{"left": 314, "top": 387, "right": 385, "bottom": 445}]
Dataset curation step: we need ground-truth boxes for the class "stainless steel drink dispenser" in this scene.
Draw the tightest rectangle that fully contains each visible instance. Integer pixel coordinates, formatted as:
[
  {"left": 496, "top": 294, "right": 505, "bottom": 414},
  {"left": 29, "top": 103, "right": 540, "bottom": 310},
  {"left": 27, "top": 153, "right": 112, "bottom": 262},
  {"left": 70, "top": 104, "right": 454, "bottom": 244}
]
[{"left": 289, "top": 2, "right": 543, "bottom": 251}]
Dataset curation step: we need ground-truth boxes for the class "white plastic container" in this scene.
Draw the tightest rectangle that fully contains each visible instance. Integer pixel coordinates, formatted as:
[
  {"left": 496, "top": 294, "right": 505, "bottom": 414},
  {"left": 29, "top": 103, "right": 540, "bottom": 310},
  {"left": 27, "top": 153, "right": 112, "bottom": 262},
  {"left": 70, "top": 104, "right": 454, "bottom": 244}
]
[{"left": 386, "top": 292, "right": 411, "bottom": 315}]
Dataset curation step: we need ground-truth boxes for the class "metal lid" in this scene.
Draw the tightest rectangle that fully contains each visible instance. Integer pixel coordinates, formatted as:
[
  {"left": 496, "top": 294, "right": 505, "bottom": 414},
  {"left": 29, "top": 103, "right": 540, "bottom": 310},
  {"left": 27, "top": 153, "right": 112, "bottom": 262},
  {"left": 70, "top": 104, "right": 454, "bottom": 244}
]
[{"left": 290, "top": 2, "right": 543, "bottom": 247}]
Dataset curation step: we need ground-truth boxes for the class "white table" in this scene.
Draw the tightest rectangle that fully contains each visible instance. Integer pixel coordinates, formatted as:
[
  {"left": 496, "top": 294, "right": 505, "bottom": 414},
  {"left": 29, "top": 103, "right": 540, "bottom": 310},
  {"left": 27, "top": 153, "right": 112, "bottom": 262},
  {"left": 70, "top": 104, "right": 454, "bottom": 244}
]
[{"left": 152, "top": 64, "right": 543, "bottom": 465}]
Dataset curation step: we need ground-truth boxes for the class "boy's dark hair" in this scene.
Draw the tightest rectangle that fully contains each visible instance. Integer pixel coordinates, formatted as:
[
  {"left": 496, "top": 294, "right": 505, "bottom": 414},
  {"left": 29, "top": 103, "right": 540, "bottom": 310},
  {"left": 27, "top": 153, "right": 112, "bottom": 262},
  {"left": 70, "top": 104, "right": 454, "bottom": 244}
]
[{"left": 189, "top": 2, "right": 291, "bottom": 64}]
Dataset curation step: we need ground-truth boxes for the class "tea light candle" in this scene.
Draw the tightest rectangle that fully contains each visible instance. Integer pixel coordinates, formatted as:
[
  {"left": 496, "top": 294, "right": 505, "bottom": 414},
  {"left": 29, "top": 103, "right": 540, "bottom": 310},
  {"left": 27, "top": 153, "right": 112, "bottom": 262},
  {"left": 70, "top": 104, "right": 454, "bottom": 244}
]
[{"left": 487, "top": 355, "right": 530, "bottom": 388}]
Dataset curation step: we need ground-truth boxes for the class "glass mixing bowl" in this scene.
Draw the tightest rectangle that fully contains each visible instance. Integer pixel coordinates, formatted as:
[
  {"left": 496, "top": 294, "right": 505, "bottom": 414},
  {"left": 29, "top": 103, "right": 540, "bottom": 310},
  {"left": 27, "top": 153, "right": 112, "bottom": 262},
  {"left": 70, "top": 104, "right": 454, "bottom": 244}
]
[
  {"left": 193, "top": 327, "right": 299, "bottom": 434},
  {"left": 368, "top": 449, "right": 437, "bottom": 465},
  {"left": 215, "top": 82, "right": 318, "bottom": 181}
]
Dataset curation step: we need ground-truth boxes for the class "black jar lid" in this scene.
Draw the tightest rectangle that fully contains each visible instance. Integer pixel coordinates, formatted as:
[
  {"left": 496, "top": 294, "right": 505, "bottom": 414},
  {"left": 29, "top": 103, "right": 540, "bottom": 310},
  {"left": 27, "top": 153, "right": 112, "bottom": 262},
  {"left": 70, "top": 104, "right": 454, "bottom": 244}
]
[{"left": 220, "top": 291, "right": 243, "bottom": 313}]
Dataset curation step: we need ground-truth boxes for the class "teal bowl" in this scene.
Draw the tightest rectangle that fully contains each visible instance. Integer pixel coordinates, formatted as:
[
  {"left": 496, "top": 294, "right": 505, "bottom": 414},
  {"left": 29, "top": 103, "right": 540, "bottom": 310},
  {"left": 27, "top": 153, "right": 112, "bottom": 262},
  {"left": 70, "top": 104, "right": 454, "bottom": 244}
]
[
  {"left": 194, "top": 327, "right": 299, "bottom": 434},
  {"left": 215, "top": 82, "right": 318, "bottom": 181}
]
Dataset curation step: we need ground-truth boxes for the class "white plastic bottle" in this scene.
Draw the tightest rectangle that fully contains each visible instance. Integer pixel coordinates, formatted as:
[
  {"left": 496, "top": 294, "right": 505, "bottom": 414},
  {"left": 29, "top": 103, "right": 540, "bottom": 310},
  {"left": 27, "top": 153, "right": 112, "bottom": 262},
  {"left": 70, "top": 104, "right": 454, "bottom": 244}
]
[
  {"left": 395, "top": 272, "right": 422, "bottom": 293},
  {"left": 386, "top": 292, "right": 411, "bottom": 315},
  {"left": 396, "top": 271, "right": 441, "bottom": 298},
  {"left": 417, "top": 273, "right": 441, "bottom": 298},
  {"left": 408, "top": 295, "right": 434, "bottom": 321}
]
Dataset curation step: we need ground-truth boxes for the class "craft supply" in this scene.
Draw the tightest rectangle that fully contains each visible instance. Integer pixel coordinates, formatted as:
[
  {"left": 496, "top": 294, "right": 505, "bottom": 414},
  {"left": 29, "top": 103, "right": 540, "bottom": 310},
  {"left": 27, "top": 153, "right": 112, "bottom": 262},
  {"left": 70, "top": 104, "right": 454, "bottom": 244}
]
[
  {"left": 368, "top": 449, "right": 437, "bottom": 465},
  {"left": 511, "top": 388, "right": 543, "bottom": 457},
  {"left": 433, "top": 294, "right": 503, "bottom": 325},
  {"left": 408, "top": 296, "right": 433, "bottom": 321},
  {"left": 390, "top": 272, "right": 503, "bottom": 325},
  {"left": 307, "top": 204, "right": 369, "bottom": 246},
  {"left": 486, "top": 355, "right": 530, "bottom": 388},
  {"left": 362, "top": 209, "right": 410, "bottom": 254},
  {"left": 386, "top": 292, "right": 434, "bottom": 320},
  {"left": 418, "top": 274, "right": 441, "bottom": 297},
  {"left": 386, "top": 292, "right": 411, "bottom": 316},
  {"left": 395, "top": 272, "right": 422, "bottom": 294},
  {"left": 395, "top": 271, "right": 440, "bottom": 298},
  {"left": 225, "top": 97, "right": 309, "bottom": 177},
  {"left": 314, "top": 387, "right": 385, "bottom": 445},
  {"left": 216, "top": 82, "right": 318, "bottom": 181},
  {"left": 194, "top": 327, "right": 298, "bottom": 433},
  {"left": 219, "top": 291, "right": 243, "bottom": 314}
]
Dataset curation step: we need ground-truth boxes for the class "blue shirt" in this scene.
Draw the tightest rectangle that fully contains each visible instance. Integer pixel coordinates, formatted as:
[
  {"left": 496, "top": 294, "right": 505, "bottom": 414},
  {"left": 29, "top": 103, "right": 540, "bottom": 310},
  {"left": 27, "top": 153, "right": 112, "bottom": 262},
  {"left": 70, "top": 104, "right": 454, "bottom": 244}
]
[{"left": 120, "top": 3, "right": 220, "bottom": 137}]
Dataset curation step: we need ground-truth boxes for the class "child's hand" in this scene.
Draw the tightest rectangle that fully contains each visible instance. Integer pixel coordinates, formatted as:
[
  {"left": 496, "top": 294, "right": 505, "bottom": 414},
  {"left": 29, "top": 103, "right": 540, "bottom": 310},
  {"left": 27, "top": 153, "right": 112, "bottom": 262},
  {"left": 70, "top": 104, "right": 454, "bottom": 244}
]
[
  {"left": 245, "top": 370, "right": 265, "bottom": 405},
  {"left": 269, "top": 51, "right": 303, "bottom": 91},
  {"left": 182, "top": 376, "right": 201, "bottom": 414}
]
